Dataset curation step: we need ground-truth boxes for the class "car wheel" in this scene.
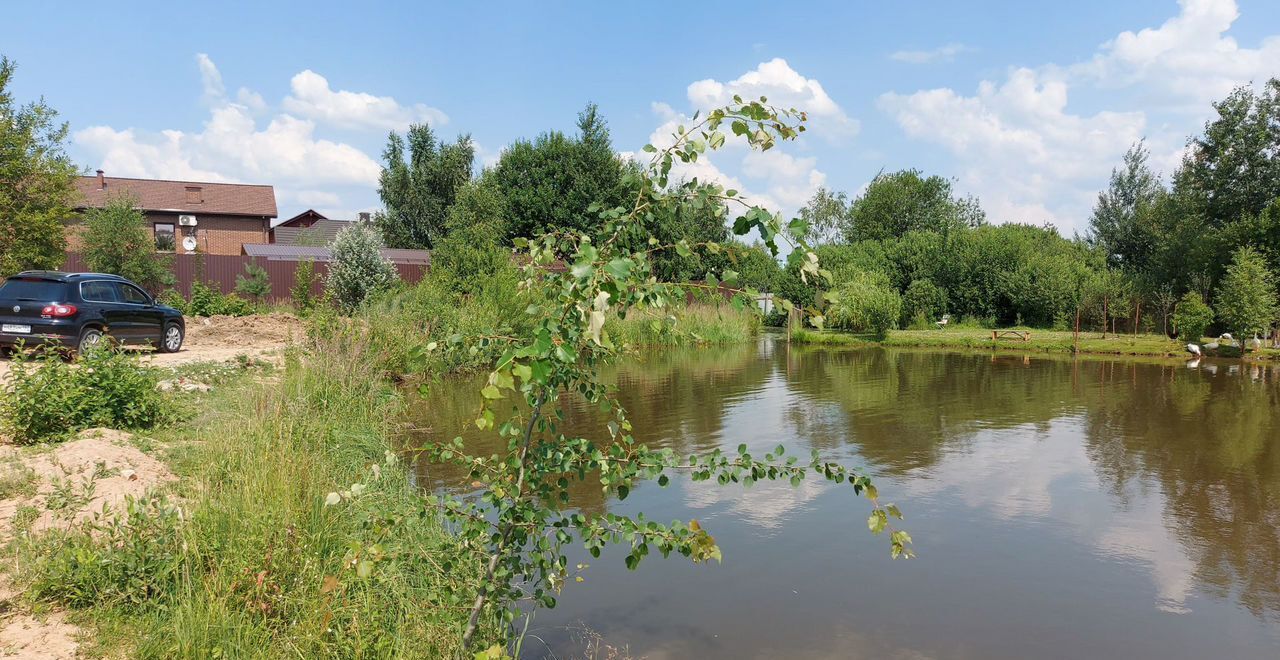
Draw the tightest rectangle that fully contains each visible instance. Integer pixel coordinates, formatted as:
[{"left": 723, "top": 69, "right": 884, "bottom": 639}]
[
  {"left": 160, "top": 323, "right": 184, "bottom": 353},
  {"left": 77, "top": 327, "right": 105, "bottom": 355}
]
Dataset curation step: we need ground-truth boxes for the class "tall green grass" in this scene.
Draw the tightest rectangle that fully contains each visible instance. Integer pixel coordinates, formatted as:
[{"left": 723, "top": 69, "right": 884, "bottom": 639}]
[
  {"left": 16, "top": 336, "right": 490, "bottom": 657},
  {"left": 606, "top": 303, "right": 761, "bottom": 347}
]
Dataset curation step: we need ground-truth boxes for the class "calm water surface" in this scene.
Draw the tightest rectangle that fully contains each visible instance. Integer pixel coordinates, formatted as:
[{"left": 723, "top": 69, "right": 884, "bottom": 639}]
[{"left": 405, "top": 335, "right": 1280, "bottom": 659}]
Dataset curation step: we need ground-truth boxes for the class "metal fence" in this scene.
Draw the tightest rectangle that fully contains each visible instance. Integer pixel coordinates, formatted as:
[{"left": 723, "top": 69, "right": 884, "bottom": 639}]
[{"left": 61, "top": 252, "right": 428, "bottom": 301}]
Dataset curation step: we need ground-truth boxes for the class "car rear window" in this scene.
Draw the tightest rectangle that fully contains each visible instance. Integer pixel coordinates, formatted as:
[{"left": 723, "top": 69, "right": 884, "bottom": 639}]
[{"left": 0, "top": 279, "right": 67, "bottom": 301}]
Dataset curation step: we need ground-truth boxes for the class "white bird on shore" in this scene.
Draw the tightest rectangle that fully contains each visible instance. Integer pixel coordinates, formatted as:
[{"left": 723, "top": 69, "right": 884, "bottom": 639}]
[
  {"left": 1249, "top": 334, "right": 1262, "bottom": 351},
  {"left": 1186, "top": 343, "right": 1202, "bottom": 357}
]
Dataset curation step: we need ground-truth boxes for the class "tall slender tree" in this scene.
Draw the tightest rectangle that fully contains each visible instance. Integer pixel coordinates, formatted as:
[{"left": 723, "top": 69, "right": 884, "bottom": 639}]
[
  {"left": 0, "top": 56, "right": 76, "bottom": 276},
  {"left": 375, "top": 124, "right": 474, "bottom": 249}
]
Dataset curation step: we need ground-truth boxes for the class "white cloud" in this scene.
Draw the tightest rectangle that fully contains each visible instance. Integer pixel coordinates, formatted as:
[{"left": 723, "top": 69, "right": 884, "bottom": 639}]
[
  {"left": 1073, "top": 0, "right": 1280, "bottom": 108},
  {"left": 880, "top": 68, "right": 1146, "bottom": 227},
  {"left": 637, "top": 60, "right": 848, "bottom": 224},
  {"left": 890, "top": 42, "right": 974, "bottom": 64},
  {"left": 877, "top": 0, "right": 1280, "bottom": 232},
  {"left": 282, "top": 70, "right": 448, "bottom": 131},
  {"left": 687, "top": 58, "right": 859, "bottom": 140},
  {"left": 75, "top": 54, "right": 388, "bottom": 216}
]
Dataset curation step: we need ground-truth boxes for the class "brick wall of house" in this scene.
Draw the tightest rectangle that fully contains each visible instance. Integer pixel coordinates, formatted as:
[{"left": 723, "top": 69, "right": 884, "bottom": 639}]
[{"left": 63, "top": 212, "right": 270, "bottom": 256}]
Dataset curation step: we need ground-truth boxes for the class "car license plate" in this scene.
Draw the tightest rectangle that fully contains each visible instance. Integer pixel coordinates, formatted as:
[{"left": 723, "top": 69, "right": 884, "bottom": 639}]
[{"left": 2, "top": 324, "right": 31, "bottom": 334}]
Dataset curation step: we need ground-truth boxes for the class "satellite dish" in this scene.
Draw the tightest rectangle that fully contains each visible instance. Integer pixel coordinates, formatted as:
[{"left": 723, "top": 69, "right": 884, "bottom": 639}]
[{"left": 182, "top": 236, "right": 198, "bottom": 252}]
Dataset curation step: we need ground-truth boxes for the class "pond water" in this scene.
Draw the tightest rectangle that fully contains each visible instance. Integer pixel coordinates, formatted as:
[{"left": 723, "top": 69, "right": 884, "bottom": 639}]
[{"left": 405, "top": 335, "right": 1280, "bottom": 659}]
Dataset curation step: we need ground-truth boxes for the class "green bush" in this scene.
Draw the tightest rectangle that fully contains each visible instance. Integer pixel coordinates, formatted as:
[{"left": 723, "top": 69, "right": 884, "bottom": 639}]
[
  {"left": 902, "top": 278, "right": 947, "bottom": 327},
  {"left": 26, "top": 495, "right": 185, "bottom": 611},
  {"left": 1, "top": 346, "right": 176, "bottom": 444},
  {"left": 184, "top": 281, "right": 256, "bottom": 317},
  {"left": 1173, "top": 291, "right": 1214, "bottom": 341},
  {"left": 233, "top": 262, "right": 271, "bottom": 302},
  {"left": 290, "top": 259, "right": 318, "bottom": 313},
  {"left": 329, "top": 223, "right": 399, "bottom": 313},
  {"left": 827, "top": 271, "right": 902, "bottom": 339}
]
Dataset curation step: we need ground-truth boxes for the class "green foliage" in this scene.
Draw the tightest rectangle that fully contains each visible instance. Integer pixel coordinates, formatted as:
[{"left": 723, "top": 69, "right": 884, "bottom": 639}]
[
  {"left": 1089, "top": 141, "right": 1164, "bottom": 274},
  {"left": 902, "top": 278, "right": 947, "bottom": 327},
  {"left": 845, "top": 169, "right": 984, "bottom": 242},
  {"left": 797, "top": 186, "right": 850, "bottom": 245},
  {"left": 233, "top": 261, "right": 271, "bottom": 302},
  {"left": 605, "top": 304, "right": 760, "bottom": 347},
  {"left": 827, "top": 271, "right": 902, "bottom": 339},
  {"left": 18, "top": 342, "right": 484, "bottom": 657},
  {"left": 376, "top": 123, "right": 475, "bottom": 249},
  {"left": 26, "top": 496, "right": 185, "bottom": 611},
  {"left": 1215, "top": 246, "right": 1278, "bottom": 340},
  {"left": 328, "top": 222, "right": 399, "bottom": 313},
  {"left": 0, "top": 56, "right": 75, "bottom": 276},
  {"left": 489, "top": 103, "right": 629, "bottom": 241},
  {"left": 373, "top": 100, "right": 910, "bottom": 653},
  {"left": 80, "top": 195, "right": 174, "bottom": 291},
  {"left": 1174, "top": 291, "right": 1214, "bottom": 341},
  {"left": 289, "top": 258, "right": 318, "bottom": 312},
  {"left": 181, "top": 281, "right": 256, "bottom": 317},
  {"left": 1, "top": 346, "right": 176, "bottom": 444}
]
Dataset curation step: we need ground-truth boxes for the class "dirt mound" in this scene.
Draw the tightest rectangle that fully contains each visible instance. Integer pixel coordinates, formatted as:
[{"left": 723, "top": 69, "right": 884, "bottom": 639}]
[
  {"left": 0, "top": 428, "right": 175, "bottom": 538},
  {"left": 185, "top": 313, "right": 303, "bottom": 349}
]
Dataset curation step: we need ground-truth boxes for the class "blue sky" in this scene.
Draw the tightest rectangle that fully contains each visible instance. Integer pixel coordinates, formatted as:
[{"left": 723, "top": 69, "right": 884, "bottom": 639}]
[{"left": 4, "top": 0, "right": 1279, "bottom": 233}]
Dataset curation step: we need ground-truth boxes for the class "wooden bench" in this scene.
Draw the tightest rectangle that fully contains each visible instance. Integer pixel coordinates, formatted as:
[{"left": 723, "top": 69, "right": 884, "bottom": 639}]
[{"left": 992, "top": 330, "right": 1032, "bottom": 342}]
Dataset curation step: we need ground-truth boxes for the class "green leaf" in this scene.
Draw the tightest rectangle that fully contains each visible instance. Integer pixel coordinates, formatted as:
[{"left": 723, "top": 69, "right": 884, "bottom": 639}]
[{"left": 481, "top": 385, "right": 502, "bottom": 400}]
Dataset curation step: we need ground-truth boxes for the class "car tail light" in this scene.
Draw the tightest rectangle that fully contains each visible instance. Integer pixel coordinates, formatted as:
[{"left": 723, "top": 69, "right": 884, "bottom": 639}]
[{"left": 41, "top": 304, "right": 77, "bottom": 317}]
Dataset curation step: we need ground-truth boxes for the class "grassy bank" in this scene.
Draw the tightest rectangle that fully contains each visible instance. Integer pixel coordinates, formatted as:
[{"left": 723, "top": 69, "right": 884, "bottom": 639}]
[
  {"left": 9, "top": 339, "right": 489, "bottom": 657},
  {"left": 791, "top": 327, "right": 1280, "bottom": 360},
  {"left": 606, "top": 303, "right": 761, "bottom": 347}
]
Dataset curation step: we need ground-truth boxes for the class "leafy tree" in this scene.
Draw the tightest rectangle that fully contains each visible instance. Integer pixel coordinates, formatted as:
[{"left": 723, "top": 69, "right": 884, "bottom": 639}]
[
  {"left": 0, "top": 56, "right": 75, "bottom": 276},
  {"left": 1215, "top": 246, "right": 1278, "bottom": 345},
  {"left": 1177, "top": 80, "right": 1280, "bottom": 231},
  {"left": 431, "top": 179, "right": 513, "bottom": 295},
  {"left": 1173, "top": 291, "right": 1213, "bottom": 342},
  {"left": 290, "top": 259, "right": 317, "bottom": 312},
  {"left": 902, "top": 278, "right": 947, "bottom": 328},
  {"left": 375, "top": 123, "right": 474, "bottom": 249},
  {"left": 845, "top": 169, "right": 984, "bottom": 242},
  {"left": 1090, "top": 141, "right": 1165, "bottom": 273},
  {"left": 80, "top": 196, "right": 173, "bottom": 291},
  {"left": 374, "top": 100, "right": 911, "bottom": 652},
  {"left": 489, "top": 103, "right": 628, "bottom": 241},
  {"left": 796, "top": 187, "right": 850, "bottom": 245},
  {"left": 827, "top": 270, "right": 902, "bottom": 338},
  {"left": 328, "top": 223, "right": 399, "bottom": 313},
  {"left": 234, "top": 262, "right": 271, "bottom": 302}
]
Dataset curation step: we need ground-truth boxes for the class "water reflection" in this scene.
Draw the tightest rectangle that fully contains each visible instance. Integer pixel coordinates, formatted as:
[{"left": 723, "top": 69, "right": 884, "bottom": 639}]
[{"left": 403, "top": 339, "right": 1280, "bottom": 659}]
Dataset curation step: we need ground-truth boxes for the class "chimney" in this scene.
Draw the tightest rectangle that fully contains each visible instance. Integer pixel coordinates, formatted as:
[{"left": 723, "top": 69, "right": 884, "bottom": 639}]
[
  {"left": 96, "top": 169, "right": 105, "bottom": 189},
  {"left": 358, "top": 211, "right": 371, "bottom": 223}
]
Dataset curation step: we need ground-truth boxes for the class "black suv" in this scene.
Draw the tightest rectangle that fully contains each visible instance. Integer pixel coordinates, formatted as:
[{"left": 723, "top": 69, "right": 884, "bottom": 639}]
[{"left": 0, "top": 271, "right": 185, "bottom": 355}]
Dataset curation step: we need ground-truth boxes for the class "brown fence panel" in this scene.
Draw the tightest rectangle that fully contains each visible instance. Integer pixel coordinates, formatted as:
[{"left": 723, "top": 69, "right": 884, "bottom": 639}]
[{"left": 61, "top": 253, "right": 428, "bottom": 302}]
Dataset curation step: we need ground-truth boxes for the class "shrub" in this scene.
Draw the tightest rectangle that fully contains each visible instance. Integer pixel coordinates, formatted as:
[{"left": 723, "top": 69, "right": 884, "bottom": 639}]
[
  {"left": 328, "top": 223, "right": 399, "bottom": 313},
  {"left": 290, "top": 259, "right": 318, "bottom": 312},
  {"left": 233, "top": 262, "right": 271, "bottom": 302},
  {"left": 1, "top": 346, "right": 176, "bottom": 444},
  {"left": 827, "top": 271, "right": 902, "bottom": 339},
  {"left": 1173, "top": 291, "right": 1214, "bottom": 341},
  {"left": 81, "top": 195, "right": 174, "bottom": 292},
  {"left": 1215, "top": 246, "right": 1278, "bottom": 341},
  {"left": 184, "top": 282, "right": 256, "bottom": 317},
  {"left": 26, "top": 495, "right": 185, "bottom": 611},
  {"left": 902, "top": 278, "right": 947, "bottom": 327}
]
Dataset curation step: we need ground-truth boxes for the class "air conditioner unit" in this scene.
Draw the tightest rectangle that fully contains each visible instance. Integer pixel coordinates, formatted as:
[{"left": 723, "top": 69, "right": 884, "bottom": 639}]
[{"left": 178, "top": 215, "right": 198, "bottom": 226}]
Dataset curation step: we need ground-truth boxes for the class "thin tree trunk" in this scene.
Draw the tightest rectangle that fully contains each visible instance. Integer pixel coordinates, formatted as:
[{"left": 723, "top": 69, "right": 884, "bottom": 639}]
[{"left": 461, "top": 393, "right": 547, "bottom": 651}]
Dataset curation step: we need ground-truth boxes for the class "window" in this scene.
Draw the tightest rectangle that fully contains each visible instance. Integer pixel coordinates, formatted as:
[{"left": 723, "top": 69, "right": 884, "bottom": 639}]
[
  {"left": 155, "top": 223, "right": 176, "bottom": 251},
  {"left": 0, "top": 279, "right": 68, "bottom": 302},
  {"left": 80, "top": 281, "right": 118, "bottom": 303},
  {"left": 115, "top": 283, "right": 151, "bottom": 305},
  {"left": 185, "top": 186, "right": 202, "bottom": 203}
]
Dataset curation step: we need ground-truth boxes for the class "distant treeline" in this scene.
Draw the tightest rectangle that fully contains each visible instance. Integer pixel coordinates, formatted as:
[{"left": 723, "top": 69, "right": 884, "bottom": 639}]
[{"left": 373, "top": 81, "right": 1280, "bottom": 340}]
